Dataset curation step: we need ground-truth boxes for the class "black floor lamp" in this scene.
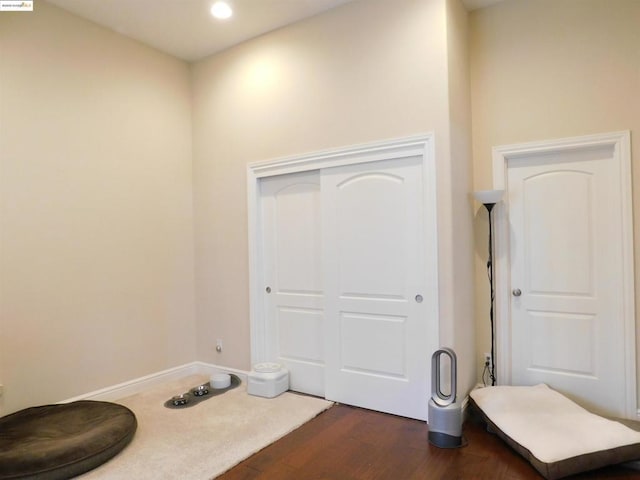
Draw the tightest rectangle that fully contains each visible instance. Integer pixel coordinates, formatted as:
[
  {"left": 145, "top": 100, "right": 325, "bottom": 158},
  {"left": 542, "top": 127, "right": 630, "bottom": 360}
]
[{"left": 474, "top": 189, "right": 504, "bottom": 386}]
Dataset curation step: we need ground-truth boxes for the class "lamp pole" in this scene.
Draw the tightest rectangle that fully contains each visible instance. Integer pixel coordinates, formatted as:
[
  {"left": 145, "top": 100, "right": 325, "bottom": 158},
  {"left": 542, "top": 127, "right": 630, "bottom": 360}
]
[
  {"left": 473, "top": 189, "right": 504, "bottom": 387},
  {"left": 484, "top": 202, "right": 497, "bottom": 386}
]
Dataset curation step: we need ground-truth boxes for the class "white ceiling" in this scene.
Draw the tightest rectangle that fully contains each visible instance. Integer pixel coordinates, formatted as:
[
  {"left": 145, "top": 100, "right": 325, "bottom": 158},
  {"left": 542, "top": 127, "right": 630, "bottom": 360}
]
[{"left": 45, "top": 0, "right": 504, "bottom": 62}]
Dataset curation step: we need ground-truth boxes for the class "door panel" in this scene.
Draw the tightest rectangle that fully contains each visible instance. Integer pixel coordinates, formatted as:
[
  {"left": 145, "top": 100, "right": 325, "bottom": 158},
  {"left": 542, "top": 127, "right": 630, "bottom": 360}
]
[
  {"left": 277, "top": 307, "right": 323, "bottom": 363},
  {"left": 339, "top": 312, "right": 407, "bottom": 378},
  {"left": 526, "top": 311, "right": 595, "bottom": 375},
  {"left": 524, "top": 172, "right": 593, "bottom": 295},
  {"left": 508, "top": 149, "right": 626, "bottom": 415},
  {"left": 335, "top": 172, "right": 407, "bottom": 298},
  {"left": 323, "top": 156, "right": 430, "bottom": 420},
  {"left": 260, "top": 171, "right": 324, "bottom": 396}
]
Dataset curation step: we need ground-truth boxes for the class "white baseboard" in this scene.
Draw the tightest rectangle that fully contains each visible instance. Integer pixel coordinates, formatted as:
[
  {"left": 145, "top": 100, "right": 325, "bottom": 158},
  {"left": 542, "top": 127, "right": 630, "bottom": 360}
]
[
  {"left": 192, "top": 361, "right": 250, "bottom": 382},
  {"left": 61, "top": 362, "right": 250, "bottom": 403}
]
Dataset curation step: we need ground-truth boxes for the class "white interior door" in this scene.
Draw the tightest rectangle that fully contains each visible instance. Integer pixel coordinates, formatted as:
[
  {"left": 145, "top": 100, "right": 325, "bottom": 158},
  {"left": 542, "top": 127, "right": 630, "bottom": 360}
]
[
  {"left": 322, "top": 156, "right": 431, "bottom": 420},
  {"left": 507, "top": 145, "right": 632, "bottom": 416},
  {"left": 260, "top": 171, "right": 324, "bottom": 396}
]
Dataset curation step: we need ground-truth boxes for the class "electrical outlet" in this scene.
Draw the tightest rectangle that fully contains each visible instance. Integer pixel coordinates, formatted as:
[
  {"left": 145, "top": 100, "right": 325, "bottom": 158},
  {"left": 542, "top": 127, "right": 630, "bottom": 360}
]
[
  {"left": 216, "top": 339, "right": 223, "bottom": 353},
  {"left": 484, "top": 353, "right": 491, "bottom": 365}
]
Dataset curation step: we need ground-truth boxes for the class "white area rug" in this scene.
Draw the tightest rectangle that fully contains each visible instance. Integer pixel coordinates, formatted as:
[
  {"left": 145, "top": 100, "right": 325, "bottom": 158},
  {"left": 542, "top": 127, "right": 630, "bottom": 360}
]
[{"left": 77, "top": 374, "right": 333, "bottom": 479}]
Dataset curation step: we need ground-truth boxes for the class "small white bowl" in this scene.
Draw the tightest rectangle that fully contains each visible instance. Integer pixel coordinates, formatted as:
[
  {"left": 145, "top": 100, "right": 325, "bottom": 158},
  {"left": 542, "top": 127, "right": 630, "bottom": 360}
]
[{"left": 210, "top": 373, "right": 231, "bottom": 389}]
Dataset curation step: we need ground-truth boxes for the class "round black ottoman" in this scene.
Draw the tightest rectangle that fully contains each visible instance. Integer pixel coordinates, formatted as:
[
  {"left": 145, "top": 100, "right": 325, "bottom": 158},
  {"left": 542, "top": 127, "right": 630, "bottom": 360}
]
[{"left": 0, "top": 400, "right": 137, "bottom": 480}]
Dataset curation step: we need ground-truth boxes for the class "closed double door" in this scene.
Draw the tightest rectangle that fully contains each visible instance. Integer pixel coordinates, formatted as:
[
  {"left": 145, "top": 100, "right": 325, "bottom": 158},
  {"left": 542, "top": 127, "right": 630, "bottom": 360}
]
[{"left": 259, "top": 156, "right": 435, "bottom": 420}]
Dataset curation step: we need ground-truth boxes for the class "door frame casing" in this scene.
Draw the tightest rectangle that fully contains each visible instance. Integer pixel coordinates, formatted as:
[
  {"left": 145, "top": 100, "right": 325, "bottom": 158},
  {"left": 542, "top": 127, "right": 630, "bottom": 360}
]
[
  {"left": 491, "top": 130, "right": 637, "bottom": 418},
  {"left": 247, "top": 134, "right": 439, "bottom": 370}
]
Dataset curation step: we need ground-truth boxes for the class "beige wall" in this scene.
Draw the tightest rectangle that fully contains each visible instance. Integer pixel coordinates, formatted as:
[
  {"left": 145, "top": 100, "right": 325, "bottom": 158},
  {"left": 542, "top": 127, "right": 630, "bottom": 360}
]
[
  {"left": 192, "top": 0, "right": 477, "bottom": 394},
  {"left": 0, "top": 2, "right": 196, "bottom": 414},
  {"left": 470, "top": 0, "right": 640, "bottom": 388},
  {"left": 0, "top": 0, "right": 477, "bottom": 415}
]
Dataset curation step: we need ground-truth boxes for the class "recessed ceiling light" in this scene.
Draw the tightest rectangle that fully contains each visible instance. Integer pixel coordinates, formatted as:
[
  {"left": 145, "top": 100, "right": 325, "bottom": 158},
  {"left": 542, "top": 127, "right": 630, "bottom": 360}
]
[{"left": 210, "top": 1, "right": 233, "bottom": 20}]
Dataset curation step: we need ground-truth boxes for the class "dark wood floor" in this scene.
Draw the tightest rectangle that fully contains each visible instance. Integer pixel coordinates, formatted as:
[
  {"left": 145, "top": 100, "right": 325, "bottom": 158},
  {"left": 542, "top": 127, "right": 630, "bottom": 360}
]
[{"left": 218, "top": 402, "right": 640, "bottom": 480}]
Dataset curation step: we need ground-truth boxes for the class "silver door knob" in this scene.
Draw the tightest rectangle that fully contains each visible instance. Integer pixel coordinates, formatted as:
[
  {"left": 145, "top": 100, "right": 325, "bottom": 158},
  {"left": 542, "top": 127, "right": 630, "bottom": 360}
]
[
  {"left": 266, "top": 286, "right": 271, "bottom": 293},
  {"left": 512, "top": 288, "right": 522, "bottom": 297},
  {"left": 415, "top": 294, "right": 423, "bottom": 303}
]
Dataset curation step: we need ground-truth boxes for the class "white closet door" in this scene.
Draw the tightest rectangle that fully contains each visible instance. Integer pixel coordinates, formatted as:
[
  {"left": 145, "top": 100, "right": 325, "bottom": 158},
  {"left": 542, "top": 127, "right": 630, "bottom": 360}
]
[
  {"left": 260, "top": 171, "right": 324, "bottom": 396},
  {"left": 508, "top": 148, "right": 630, "bottom": 416},
  {"left": 322, "top": 156, "right": 431, "bottom": 420}
]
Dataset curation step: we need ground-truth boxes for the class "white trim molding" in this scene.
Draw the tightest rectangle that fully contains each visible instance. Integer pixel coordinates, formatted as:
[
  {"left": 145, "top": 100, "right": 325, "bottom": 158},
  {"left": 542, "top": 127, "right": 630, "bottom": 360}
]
[
  {"left": 247, "top": 134, "right": 438, "bottom": 366},
  {"left": 491, "top": 131, "right": 636, "bottom": 419},
  {"left": 248, "top": 134, "right": 434, "bottom": 179}
]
